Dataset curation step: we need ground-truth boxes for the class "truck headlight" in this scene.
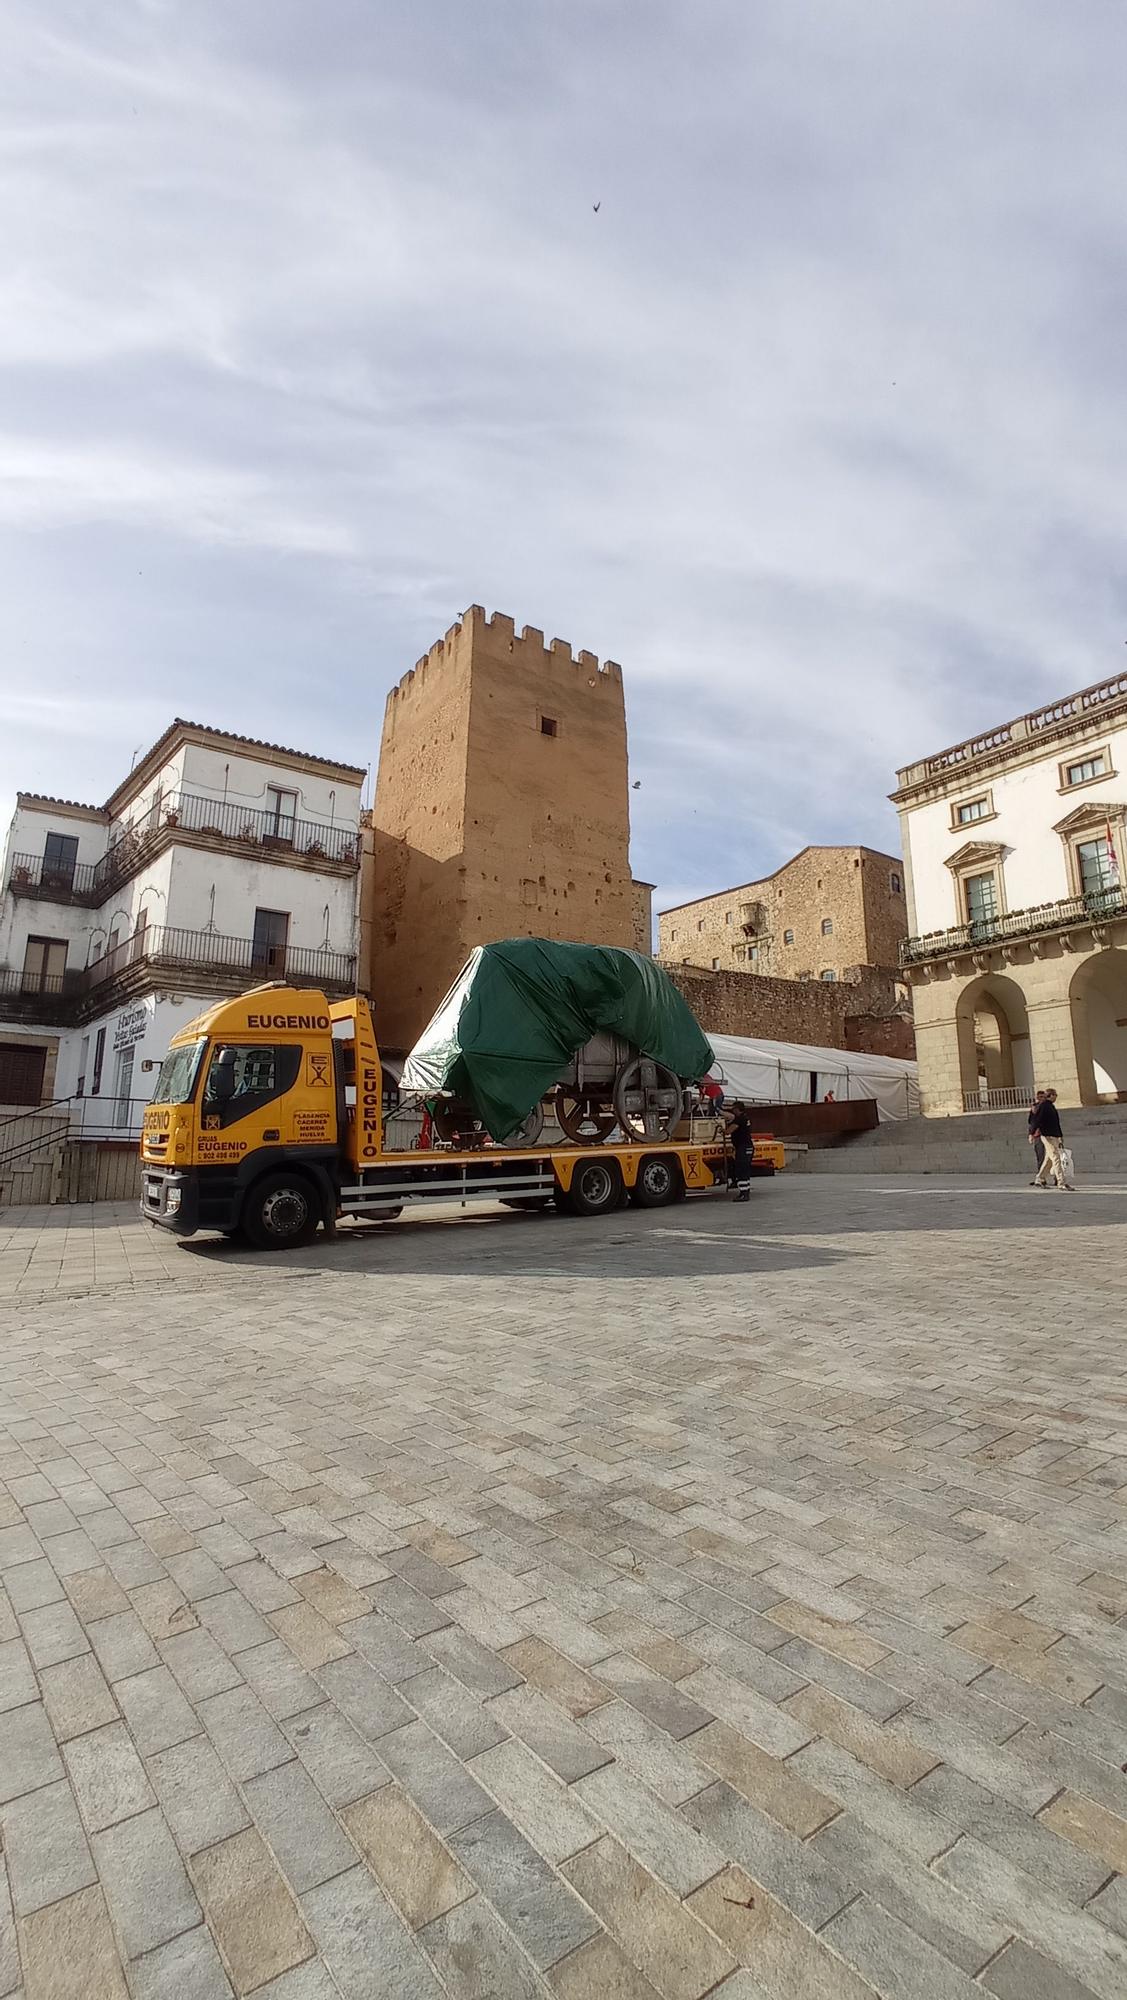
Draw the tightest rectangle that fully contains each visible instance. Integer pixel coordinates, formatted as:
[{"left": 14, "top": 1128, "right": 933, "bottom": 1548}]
[{"left": 166, "top": 1187, "right": 182, "bottom": 1215}]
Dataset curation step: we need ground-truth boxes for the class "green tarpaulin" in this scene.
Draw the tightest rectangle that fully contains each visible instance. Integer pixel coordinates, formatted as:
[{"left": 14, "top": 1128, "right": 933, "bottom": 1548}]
[{"left": 400, "top": 938, "right": 714, "bottom": 1141}]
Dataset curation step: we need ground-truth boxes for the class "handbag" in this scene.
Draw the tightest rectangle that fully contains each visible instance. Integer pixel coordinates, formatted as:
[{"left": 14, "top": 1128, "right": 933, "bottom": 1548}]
[{"left": 1058, "top": 1145, "right": 1075, "bottom": 1185}]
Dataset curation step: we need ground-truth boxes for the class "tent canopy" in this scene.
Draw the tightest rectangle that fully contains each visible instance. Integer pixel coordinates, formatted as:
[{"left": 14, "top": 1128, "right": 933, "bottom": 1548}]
[{"left": 707, "top": 1031, "right": 918, "bottom": 1121}]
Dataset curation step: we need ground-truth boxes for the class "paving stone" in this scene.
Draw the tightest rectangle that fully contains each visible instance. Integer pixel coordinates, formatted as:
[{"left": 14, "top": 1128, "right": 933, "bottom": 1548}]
[
  {"left": 282, "top": 1700, "right": 391, "bottom": 1808},
  {"left": 562, "top": 1837, "right": 734, "bottom": 2000},
  {"left": 983, "top": 1938, "right": 1108, "bottom": 2000},
  {"left": 17, "top": 1600, "right": 88, "bottom": 1672},
  {"left": 549, "top": 1932, "right": 665, "bottom": 1998},
  {"left": 584, "top": 1698, "right": 712, "bottom": 1808},
  {"left": 114, "top": 1664, "right": 199, "bottom": 1756},
  {"left": 238, "top": 1638, "right": 323, "bottom": 1719},
  {"left": 686, "top": 1865, "right": 874, "bottom": 2000},
  {"left": 345, "top": 1610, "right": 434, "bottom": 1683},
  {"left": 1085, "top": 1876, "right": 1127, "bottom": 1945},
  {"left": 64, "top": 1721, "right": 156, "bottom": 1832},
  {"left": 910, "top": 1764, "right": 1111, "bottom": 1901},
  {"left": 159, "top": 1626, "right": 242, "bottom": 1702},
  {"left": 419, "top": 1892, "right": 551, "bottom": 2000},
  {"left": 449, "top": 1808, "right": 600, "bottom": 1968},
  {"left": 689, "top": 1717, "right": 839, "bottom": 1832},
  {"left": 488, "top": 1685, "right": 613, "bottom": 1783},
  {"left": 423, "top": 1621, "right": 525, "bottom": 1698},
  {"left": 197, "top": 1683, "right": 294, "bottom": 1782},
  {"left": 470, "top": 1739, "right": 601, "bottom": 1864},
  {"left": 147, "top": 1735, "right": 250, "bottom": 1855},
  {"left": 401, "top": 1663, "right": 509, "bottom": 1758},
  {"left": 4, "top": 1557, "right": 65, "bottom": 1614},
  {"left": 813, "top": 1812, "right": 1013, "bottom": 1975},
  {"left": 243, "top": 1758, "right": 356, "bottom": 1892},
  {"left": 342, "top": 1783, "right": 474, "bottom": 1928},
  {"left": 269, "top": 1599, "right": 353, "bottom": 1668},
  {"left": 502, "top": 1637, "right": 614, "bottom": 1719},
  {"left": 244, "top": 1964, "right": 340, "bottom": 2000},
  {"left": 1041, "top": 1789, "right": 1127, "bottom": 1876},
  {"left": 127, "top": 1923, "right": 234, "bottom": 2000},
  {"left": 191, "top": 1827, "right": 313, "bottom": 1991},
  {"left": 64, "top": 1566, "right": 130, "bottom": 1622},
  {"left": 820, "top": 1890, "right": 988, "bottom": 1999},
  {"left": 88, "top": 1610, "right": 162, "bottom": 1684},
  {"left": 92, "top": 1805, "right": 201, "bottom": 1959},
  {"left": 2, "top": 1778, "right": 97, "bottom": 1915},
  {"left": 15, "top": 1883, "right": 129, "bottom": 2000},
  {"left": 195, "top": 1585, "right": 274, "bottom": 1656},
  {"left": 0, "top": 1857, "right": 18, "bottom": 1998},
  {"left": 785, "top": 1681, "right": 941, "bottom": 1788},
  {"left": 294, "top": 1565, "right": 373, "bottom": 1625},
  {"left": 0, "top": 1635, "right": 39, "bottom": 1712},
  {"left": 377, "top": 1718, "right": 495, "bottom": 1834},
  {"left": 599, "top": 1660, "right": 715, "bottom": 1741},
  {"left": 683, "top": 1782, "right": 855, "bottom": 1930},
  {"left": 316, "top": 1654, "right": 414, "bottom": 1742},
  {"left": 303, "top": 1863, "right": 446, "bottom": 1998},
  {"left": 935, "top": 1835, "right": 1127, "bottom": 2000},
  {"left": 0, "top": 1700, "right": 65, "bottom": 1803}
]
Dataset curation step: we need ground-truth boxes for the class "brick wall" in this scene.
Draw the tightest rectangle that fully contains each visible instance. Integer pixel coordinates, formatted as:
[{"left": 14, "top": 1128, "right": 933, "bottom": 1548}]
[{"left": 666, "top": 962, "right": 915, "bottom": 1060}]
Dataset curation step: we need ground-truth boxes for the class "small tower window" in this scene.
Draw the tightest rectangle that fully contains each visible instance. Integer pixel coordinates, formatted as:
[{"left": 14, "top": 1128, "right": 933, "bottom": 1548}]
[{"left": 540, "top": 715, "right": 558, "bottom": 737}]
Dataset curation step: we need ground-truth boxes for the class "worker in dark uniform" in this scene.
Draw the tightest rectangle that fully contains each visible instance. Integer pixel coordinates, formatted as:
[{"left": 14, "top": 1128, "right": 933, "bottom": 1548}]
[{"left": 727, "top": 1101, "right": 755, "bottom": 1202}]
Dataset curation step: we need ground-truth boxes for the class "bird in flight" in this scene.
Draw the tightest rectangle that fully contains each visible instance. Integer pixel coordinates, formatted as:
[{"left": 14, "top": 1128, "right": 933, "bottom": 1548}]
[{"left": 593, "top": 202, "right": 601, "bottom": 212}]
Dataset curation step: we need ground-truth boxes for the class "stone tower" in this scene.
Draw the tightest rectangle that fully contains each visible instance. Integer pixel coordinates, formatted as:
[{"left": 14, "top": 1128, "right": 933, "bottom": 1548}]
[{"left": 365, "top": 605, "right": 652, "bottom": 1049}]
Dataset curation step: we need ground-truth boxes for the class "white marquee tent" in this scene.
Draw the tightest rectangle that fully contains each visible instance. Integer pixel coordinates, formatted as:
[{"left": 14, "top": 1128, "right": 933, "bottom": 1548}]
[{"left": 707, "top": 1032, "right": 919, "bottom": 1122}]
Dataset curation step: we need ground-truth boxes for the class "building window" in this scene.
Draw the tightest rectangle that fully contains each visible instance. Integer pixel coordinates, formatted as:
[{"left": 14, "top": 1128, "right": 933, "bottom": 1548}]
[
  {"left": 783, "top": 928, "right": 794, "bottom": 945},
  {"left": 1076, "top": 836, "right": 1119, "bottom": 900},
  {"left": 724, "top": 911, "right": 732, "bottom": 925},
  {"left": 964, "top": 870, "right": 998, "bottom": 925},
  {"left": 0, "top": 1043, "right": 48, "bottom": 1107},
  {"left": 820, "top": 969, "right": 836, "bottom": 982},
  {"left": 1062, "top": 753, "right": 1108, "bottom": 789},
  {"left": 711, "top": 957, "right": 720, "bottom": 970},
  {"left": 265, "top": 787, "right": 298, "bottom": 842},
  {"left": 697, "top": 919, "right": 705, "bottom": 933},
  {"left": 77, "top": 1035, "right": 90, "bottom": 1098},
  {"left": 43, "top": 831, "right": 79, "bottom": 889},
  {"left": 955, "top": 797, "right": 991, "bottom": 826},
  {"left": 734, "top": 946, "right": 746, "bottom": 961},
  {"left": 890, "top": 871, "right": 902, "bottom": 893},
  {"left": 540, "top": 716, "right": 558, "bottom": 738},
  {"left": 821, "top": 917, "right": 833, "bottom": 936},
  {"left": 252, "top": 908, "right": 291, "bottom": 974},
  {"left": 748, "top": 945, "right": 758, "bottom": 963},
  {"left": 21, "top": 936, "right": 67, "bottom": 994},
  {"left": 92, "top": 1027, "right": 106, "bottom": 1096}
]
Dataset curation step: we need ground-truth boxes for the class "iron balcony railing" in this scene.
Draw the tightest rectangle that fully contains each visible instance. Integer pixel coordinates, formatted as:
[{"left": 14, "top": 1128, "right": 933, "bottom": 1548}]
[
  {"left": 6, "top": 793, "right": 359, "bottom": 907},
  {"left": 1, "top": 926, "right": 355, "bottom": 1025},
  {"left": 901, "top": 886, "right": 1127, "bottom": 965}
]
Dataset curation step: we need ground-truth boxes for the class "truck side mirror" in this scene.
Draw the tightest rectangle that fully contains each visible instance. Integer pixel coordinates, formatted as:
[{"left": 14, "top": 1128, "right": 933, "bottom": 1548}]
[{"left": 208, "top": 1049, "right": 238, "bottom": 1102}]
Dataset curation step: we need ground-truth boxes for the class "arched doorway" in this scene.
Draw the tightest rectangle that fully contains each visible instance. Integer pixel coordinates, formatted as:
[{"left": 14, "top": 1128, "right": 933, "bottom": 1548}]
[
  {"left": 1070, "top": 950, "right": 1127, "bottom": 1103},
  {"left": 955, "top": 972, "right": 1033, "bottom": 1110}
]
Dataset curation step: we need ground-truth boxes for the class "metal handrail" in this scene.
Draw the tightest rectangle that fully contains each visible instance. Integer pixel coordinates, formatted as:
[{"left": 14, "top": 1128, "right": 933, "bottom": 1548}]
[
  {"left": 902, "top": 887, "right": 1127, "bottom": 964},
  {"left": 7, "top": 853, "right": 99, "bottom": 898},
  {"left": 0, "top": 1095, "right": 155, "bottom": 1172},
  {"left": 80, "top": 923, "right": 355, "bottom": 991}
]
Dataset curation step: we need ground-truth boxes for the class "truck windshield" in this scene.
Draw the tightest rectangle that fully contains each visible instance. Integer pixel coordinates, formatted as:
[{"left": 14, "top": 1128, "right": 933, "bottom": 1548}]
[{"left": 151, "top": 1038, "right": 207, "bottom": 1105}]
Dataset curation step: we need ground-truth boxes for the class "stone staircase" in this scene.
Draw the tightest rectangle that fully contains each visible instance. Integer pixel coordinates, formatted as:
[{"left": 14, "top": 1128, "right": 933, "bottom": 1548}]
[{"left": 790, "top": 1103, "right": 1127, "bottom": 1176}]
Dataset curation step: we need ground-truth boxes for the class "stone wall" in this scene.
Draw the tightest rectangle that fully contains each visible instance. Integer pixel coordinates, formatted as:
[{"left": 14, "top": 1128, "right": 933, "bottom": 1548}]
[
  {"left": 366, "top": 606, "right": 642, "bottom": 1050},
  {"left": 658, "top": 845, "right": 907, "bottom": 982},
  {"left": 666, "top": 962, "right": 915, "bottom": 1060}
]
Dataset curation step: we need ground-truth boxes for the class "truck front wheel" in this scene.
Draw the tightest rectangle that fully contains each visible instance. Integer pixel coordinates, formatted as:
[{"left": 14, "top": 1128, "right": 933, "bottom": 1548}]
[{"left": 241, "top": 1172, "right": 320, "bottom": 1250}]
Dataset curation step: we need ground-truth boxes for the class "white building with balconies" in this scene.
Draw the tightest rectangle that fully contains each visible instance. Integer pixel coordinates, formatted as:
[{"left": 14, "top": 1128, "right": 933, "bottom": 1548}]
[
  {"left": 892, "top": 670, "right": 1127, "bottom": 1116},
  {"left": 0, "top": 719, "right": 365, "bottom": 1123}
]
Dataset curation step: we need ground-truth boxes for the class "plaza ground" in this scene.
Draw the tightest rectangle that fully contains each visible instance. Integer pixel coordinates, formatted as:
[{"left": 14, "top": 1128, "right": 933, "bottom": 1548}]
[{"left": 1, "top": 1175, "right": 1127, "bottom": 1998}]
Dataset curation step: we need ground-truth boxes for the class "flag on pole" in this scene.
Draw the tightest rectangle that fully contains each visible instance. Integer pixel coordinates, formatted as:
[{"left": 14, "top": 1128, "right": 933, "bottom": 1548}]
[{"left": 1108, "top": 820, "right": 1120, "bottom": 881}]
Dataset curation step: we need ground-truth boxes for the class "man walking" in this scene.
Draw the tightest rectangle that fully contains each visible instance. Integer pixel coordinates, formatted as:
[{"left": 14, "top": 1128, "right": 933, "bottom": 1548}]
[
  {"left": 1027, "top": 1089, "right": 1046, "bottom": 1172},
  {"left": 1031, "top": 1089, "right": 1072, "bottom": 1189},
  {"left": 727, "top": 1102, "right": 755, "bottom": 1203}
]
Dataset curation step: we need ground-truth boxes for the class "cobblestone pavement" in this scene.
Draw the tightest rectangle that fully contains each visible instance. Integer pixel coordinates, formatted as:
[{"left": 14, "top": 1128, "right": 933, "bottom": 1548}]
[{"left": 2, "top": 1176, "right": 1127, "bottom": 1998}]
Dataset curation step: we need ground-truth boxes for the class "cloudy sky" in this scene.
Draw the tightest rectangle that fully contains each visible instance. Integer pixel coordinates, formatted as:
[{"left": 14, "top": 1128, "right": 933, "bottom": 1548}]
[{"left": 3, "top": 0, "right": 1126, "bottom": 914}]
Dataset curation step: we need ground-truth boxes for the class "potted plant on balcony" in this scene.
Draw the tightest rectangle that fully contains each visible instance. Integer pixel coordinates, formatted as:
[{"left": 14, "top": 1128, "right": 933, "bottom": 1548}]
[
  {"left": 306, "top": 838, "right": 326, "bottom": 858},
  {"left": 12, "top": 862, "right": 31, "bottom": 885},
  {"left": 164, "top": 808, "right": 179, "bottom": 826},
  {"left": 239, "top": 823, "right": 259, "bottom": 844}
]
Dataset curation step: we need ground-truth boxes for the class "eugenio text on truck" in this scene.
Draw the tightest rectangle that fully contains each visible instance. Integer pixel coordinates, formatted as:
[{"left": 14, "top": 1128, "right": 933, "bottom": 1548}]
[{"left": 140, "top": 983, "right": 782, "bottom": 1250}]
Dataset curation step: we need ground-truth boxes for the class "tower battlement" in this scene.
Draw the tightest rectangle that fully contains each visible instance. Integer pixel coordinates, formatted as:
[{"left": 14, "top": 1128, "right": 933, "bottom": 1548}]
[{"left": 385, "top": 606, "right": 622, "bottom": 712}]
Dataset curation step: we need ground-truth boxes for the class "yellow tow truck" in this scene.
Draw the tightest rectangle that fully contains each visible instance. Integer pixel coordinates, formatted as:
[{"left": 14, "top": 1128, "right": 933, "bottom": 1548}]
[{"left": 140, "top": 984, "right": 782, "bottom": 1249}]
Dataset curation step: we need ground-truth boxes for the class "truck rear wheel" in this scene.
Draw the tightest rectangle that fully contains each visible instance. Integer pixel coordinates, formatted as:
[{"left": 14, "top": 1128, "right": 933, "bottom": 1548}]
[
  {"left": 241, "top": 1172, "right": 319, "bottom": 1250},
  {"left": 629, "top": 1154, "right": 683, "bottom": 1208},
  {"left": 562, "top": 1157, "right": 623, "bottom": 1216}
]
